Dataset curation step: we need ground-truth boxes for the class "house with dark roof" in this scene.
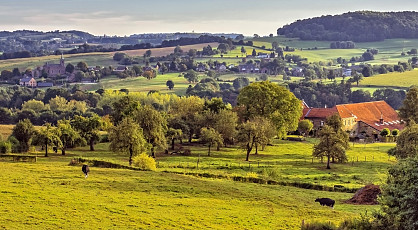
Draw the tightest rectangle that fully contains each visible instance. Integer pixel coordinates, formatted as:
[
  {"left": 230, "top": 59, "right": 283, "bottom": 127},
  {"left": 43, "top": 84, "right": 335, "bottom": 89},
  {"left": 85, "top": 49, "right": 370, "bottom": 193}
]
[{"left": 19, "top": 77, "right": 37, "bottom": 87}]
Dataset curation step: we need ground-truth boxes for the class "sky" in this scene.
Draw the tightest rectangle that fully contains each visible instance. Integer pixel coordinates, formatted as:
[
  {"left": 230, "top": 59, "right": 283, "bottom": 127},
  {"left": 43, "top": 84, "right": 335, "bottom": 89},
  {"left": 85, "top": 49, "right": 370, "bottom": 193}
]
[{"left": 1, "top": 0, "right": 418, "bottom": 36}]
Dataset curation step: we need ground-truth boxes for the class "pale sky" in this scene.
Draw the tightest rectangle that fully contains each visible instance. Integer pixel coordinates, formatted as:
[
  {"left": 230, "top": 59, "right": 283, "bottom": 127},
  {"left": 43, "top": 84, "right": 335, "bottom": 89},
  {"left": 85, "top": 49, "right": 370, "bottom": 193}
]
[{"left": 1, "top": 0, "right": 418, "bottom": 36}]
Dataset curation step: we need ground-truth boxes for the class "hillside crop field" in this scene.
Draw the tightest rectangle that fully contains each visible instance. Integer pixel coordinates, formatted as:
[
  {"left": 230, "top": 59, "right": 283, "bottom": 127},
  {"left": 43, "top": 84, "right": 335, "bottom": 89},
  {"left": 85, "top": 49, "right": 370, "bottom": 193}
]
[
  {"left": 0, "top": 140, "right": 380, "bottom": 229},
  {"left": 360, "top": 69, "right": 418, "bottom": 88},
  {"left": 118, "top": 43, "right": 219, "bottom": 57},
  {"left": 0, "top": 43, "right": 219, "bottom": 72},
  {"left": 78, "top": 73, "right": 194, "bottom": 95}
]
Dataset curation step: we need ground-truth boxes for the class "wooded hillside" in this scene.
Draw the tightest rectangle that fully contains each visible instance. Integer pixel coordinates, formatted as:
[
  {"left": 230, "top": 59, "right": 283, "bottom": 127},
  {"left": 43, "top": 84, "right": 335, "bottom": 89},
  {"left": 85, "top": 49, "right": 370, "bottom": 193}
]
[{"left": 277, "top": 11, "right": 418, "bottom": 42}]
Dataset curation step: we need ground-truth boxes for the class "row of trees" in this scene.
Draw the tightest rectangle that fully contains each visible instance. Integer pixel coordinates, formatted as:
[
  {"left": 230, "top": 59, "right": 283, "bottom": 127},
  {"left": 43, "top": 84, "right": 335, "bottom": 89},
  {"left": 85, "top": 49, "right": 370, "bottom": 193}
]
[{"left": 4, "top": 81, "right": 302, "bottom": 165}]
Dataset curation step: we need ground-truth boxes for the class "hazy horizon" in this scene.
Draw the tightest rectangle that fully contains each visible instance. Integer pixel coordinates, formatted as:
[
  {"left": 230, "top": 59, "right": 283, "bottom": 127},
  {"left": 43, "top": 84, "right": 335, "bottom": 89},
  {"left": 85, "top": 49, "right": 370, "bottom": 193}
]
[{"left": 2, "top": 0, "right": 418, "bottom": 36}]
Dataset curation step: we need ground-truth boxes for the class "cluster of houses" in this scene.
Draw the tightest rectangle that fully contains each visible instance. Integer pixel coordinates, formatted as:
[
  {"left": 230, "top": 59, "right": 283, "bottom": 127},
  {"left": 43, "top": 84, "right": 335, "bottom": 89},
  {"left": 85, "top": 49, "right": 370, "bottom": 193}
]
[{"left": 301, "top": 100, "right": 404, "bottom": 141}]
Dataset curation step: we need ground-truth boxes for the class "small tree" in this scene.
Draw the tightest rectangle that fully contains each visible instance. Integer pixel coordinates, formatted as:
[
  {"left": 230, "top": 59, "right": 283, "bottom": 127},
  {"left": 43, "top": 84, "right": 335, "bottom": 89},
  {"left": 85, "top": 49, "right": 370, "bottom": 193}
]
[
  {"left": 65, "top": 63, "right": 75, "bottom": 74},
  {"left": 184, "top": 70, "right": 199, "bottom": 83},
  {"left": 11, "top": 119, "right": 35, "bottom": 152},
  {"left": 109, "top": 118, "right": 147, "bottom": 165},
  {"left": 391, "top": 129, "right": 399, "bottom": 137},
  {"left": 166, "top": 128, "right": 183, "bottom": 150},
  {"left": 200, "top": 127, "right": 223, "bottom": 156},
  {"left": 298, "top": 120, "right": 313, "bottom": 137},
  {"left": 313, "top": 125, "right": 348, "bottom": 169},
  {"left": 389, "top": 123, "right": 418, "bottom": 158},
  {"left": 380, "top": 128, "right": 390, "bottom": 137},
  {"left": 33, "top": 123, "right": 62, "bottom": 157},
  {"left": 237, "top": 117, "right": 275, "bottom": 161},
  {"left": 166, "top": 80, "right": 175, "bottom": 90}
]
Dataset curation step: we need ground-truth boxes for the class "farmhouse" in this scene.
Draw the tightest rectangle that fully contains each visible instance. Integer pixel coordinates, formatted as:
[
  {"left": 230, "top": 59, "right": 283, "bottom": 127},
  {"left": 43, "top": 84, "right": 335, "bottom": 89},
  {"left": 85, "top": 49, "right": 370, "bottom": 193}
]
[
  {"left": 335, "top": 101, "right": 404, "bottom": 139},
  {"left": 301, "top": 101, "right": 404, "bottom": 140},
  {"left": 19, "top": 77, "right": 37, "bottom": 87}
]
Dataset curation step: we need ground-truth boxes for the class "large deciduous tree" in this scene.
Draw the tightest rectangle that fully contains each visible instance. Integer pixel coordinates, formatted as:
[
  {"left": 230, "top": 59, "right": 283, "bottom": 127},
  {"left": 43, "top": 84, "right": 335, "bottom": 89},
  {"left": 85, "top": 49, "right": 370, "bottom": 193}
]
[
  {"left": 237, "top": 81, "right": 302, "bottom": 139},
  {"left": 11, "top": 119, "right": 35, "bottom": 152},
  {"left": 109, "top": 118, "right": 147, "bottom": 165},
  {"left": 71, "top": 115, "right": 103, "bottom": 151}
]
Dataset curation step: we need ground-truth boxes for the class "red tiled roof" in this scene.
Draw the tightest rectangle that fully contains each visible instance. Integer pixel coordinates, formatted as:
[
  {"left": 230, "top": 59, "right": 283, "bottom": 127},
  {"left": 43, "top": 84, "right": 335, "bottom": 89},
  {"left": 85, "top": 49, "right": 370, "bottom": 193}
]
[
  {"left": 334, "top": 101, "right": 404, "bottom": 131},
  {"left": 302, "top": 107, "right": 338, "bottom": 119}
]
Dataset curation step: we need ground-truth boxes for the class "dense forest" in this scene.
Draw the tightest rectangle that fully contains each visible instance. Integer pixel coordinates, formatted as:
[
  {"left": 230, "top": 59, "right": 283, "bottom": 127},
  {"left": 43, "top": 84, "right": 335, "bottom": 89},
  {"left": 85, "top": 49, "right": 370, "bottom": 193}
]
[{"left": 277, "top": 11, "right": 418, "bottom": 42}]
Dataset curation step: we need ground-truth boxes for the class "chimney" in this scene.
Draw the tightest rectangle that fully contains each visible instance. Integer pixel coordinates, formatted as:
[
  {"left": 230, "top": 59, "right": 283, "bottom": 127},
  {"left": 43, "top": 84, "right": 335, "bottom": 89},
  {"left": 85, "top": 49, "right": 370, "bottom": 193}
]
[{"left": 379, "top": 113, "right": 384, "bottom": 124}]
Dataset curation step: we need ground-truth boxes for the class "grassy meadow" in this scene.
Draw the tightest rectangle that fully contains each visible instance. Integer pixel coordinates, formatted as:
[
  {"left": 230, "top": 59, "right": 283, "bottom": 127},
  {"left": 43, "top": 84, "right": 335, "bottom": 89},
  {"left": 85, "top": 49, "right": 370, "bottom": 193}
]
[
  {"left": 359, "top": 69, "right": 418, "bottom": 88},
  {"left": 0, "top": 137, "right": 386, "bottom": 229}
]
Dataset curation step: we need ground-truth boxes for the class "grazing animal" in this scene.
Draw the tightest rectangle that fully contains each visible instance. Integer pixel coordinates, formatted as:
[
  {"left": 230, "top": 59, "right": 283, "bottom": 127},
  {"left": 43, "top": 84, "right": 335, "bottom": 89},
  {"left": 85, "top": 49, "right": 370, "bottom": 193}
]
[
  {"left": 53, "top": 147, "right": 58, "bottom": 153},
  {"left": 82, "top": 165, "right": 90, "bottom": 178},
  {"left": 315, "top": 198, "right": 335, "bottom": 208}
]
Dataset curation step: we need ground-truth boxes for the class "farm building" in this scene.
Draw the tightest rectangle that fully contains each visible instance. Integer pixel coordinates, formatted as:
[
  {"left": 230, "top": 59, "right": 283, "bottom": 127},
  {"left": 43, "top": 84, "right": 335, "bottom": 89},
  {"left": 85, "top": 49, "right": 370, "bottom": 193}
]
[{"left": 302, "top": 101, "right": 404, "bottom": 140}]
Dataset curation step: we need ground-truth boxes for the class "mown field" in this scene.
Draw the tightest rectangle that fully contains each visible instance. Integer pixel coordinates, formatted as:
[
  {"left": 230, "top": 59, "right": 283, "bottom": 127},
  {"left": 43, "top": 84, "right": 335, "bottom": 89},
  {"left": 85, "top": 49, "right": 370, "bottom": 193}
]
[
  {"left": 359, "top": 69, "right": 418, "bottom": 88},
  {"left": 0, "top": 43, "right": 219, "bottom": 72},
  {"left": 78, "top": 73, "right": 193, "bottom": 95}
]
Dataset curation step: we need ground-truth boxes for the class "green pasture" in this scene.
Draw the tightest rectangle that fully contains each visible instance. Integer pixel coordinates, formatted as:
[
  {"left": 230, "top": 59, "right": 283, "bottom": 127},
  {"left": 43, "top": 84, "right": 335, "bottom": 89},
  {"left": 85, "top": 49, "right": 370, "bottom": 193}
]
[
  {"left": 360, "top": 69, "right": 418, "bottom": 88},
  {"left": 78, "top": 73, "right": 193, "bottom": 95},
  {"left": 64, "top": 138, "right": 395, "bottom": 190},
  {"left": 0, "top": 137, "right": 383, "bottom": 229},
  {"left": 213, "top": 46, "right": 270, "bottom": 58},
  {"left": 0, "top": 160, "right": 375, "bottom": 229}
]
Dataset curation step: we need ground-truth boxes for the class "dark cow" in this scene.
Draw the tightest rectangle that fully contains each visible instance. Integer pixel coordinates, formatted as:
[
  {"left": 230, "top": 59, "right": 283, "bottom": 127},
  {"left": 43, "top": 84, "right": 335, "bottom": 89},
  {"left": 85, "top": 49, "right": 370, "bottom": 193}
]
[
  {"left": 315, "top": 198, "right": 335, "bottom": 208},
  {"left": 82, "top": 165, "right": 90, "bottom": 178},
  {"left": 53, "top": 147, "right": 58, "bottom": 153}
]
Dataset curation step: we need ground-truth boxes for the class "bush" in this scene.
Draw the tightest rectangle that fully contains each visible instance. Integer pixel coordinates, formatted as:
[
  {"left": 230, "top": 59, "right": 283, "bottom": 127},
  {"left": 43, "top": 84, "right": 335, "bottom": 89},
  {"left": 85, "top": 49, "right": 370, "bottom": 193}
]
[
  {"left": 100, "top": 134, "right": 109, "bottom": 143},
  {"left": 380, "top": 128, "right": 390, "bottom": 137},
  {"left": 301, "top": 221, "right": 336, "bottom": 230},
  {"left": 7, "top": 136, "right": 19, "bottom": 153},
  {"left": 133, "top": 153, "right": 156, "bottom": 171},
  {"left": 0, "top": 141, "right": 12, "bottom": 153}
]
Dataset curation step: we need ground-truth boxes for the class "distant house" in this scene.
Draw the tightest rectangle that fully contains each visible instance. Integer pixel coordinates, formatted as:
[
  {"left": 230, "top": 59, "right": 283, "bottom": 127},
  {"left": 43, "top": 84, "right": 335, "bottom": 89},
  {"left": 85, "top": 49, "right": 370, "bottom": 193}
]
[
  {"left": 19, "top": 77, "right": 37, "bottom": 87},
  {"left": 37, "top": 82, "right": 54, "bottom": 88},
  {"left": 196, "top": 64, "right": 207, "bottom": 72},
  {"left": 238, "top": 64, "right": 259, "bottom": 73},
  {"left": 114, "top": 66, "right": 129, "bottom": 73},
  {"left": 291, "top": 67, "right": 304, "bottom": 77},
  {"left": 256, "top": 53, "right": 269, "bottom": 59},
  {"left": 343, "top": 68, "right": 352, "bottom": 77},
  {"left": 216, "top": 64, "right": 227, "bottom": 72}
]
